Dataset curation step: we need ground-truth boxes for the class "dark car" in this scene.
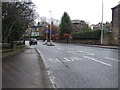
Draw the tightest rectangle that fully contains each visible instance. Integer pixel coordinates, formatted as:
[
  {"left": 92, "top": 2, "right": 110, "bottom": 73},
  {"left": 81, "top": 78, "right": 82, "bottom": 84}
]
[{"left": 29, "top": 38, "right": 37, "bottom": 45}]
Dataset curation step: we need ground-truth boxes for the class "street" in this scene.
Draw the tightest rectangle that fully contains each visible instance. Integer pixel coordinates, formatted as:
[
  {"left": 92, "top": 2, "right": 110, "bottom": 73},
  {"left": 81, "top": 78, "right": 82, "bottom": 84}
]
[{"left": 28, "top": 40, "right": 118, "bottom": 88}]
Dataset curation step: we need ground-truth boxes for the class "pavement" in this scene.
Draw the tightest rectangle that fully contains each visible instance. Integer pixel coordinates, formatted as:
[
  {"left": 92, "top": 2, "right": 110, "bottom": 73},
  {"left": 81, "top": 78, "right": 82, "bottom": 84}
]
[{"left": 2, "top": 45, "right": 53, "bottom": 88}]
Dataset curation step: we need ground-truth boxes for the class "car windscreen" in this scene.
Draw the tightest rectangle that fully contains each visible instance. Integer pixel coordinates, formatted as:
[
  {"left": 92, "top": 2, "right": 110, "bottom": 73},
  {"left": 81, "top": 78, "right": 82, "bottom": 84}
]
[{"left": 31, "top": 38, "right": 37, "bottom": 40}]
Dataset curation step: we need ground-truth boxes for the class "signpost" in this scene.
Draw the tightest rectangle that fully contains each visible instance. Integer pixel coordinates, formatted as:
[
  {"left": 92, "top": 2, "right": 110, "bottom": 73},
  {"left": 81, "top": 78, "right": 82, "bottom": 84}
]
[
  {"left": 45, "top": 29, "right": 49, "bottom": 43},
  {"left": 45, "top": 29, "right": 49, "bottom": 34}
]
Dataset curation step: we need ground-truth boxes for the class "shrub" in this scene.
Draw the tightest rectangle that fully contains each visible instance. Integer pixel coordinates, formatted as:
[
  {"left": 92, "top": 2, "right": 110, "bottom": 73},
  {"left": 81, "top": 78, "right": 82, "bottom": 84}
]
[{"left": 63, "top": 34, "right": 70, "bottom": 38}]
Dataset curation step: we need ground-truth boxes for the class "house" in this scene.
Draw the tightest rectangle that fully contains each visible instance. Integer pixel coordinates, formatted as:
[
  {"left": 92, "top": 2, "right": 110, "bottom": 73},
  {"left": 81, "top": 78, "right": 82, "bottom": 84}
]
[
  {"left": 71, "top": 20, "right": 89, "bottom": 33},
  {"left": 111, "top": 3, "right": 120, "bottom": 45},
  {"left": 93, "top": 22, "right": 112, "bottom": 32}
]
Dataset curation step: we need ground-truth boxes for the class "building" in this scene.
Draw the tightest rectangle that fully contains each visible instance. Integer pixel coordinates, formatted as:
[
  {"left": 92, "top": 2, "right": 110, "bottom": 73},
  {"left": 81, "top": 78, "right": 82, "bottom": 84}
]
[
  {"left": 111, "top": 3, "right": 120, "bottom": 45},
  {"left": 71, "top": 20, "right": 89, "bottom": 33},
  {"left": 93, "top": 22, "right": 112, "bottom": 32}
]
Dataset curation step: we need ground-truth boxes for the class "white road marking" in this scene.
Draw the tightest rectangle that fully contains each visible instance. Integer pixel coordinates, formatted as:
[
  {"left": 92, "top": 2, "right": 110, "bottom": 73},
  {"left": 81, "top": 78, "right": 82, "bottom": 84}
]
[
  {"left": 69, "top": 48, "right": 74, "bottom": 50},
  {"left": 70, "top": 58, "right": 75, "bottom": 61},
  {"left": 47, "top": 71, "right": 56, "bottom": 88},
  {"left": 86, "top": 52, "right": 95, "bottom": 55},
  {"left": 105, "top": 57, "right": 119, "bottom": 62},
  {"left": 71, "top": 52, "right": 77, "bottom": 55},
  {"left": 72, "top": 57, "right": 80, "bottom": 60},
  {"left": 63, "top": 57, "right": 81, "bottom": 62},
  {"left": 68, "top": 51, "right": 77, "bottom": 55},
  {"left": 64, "top": 58, "right": 71, "bottom": 62},
  {"left": 65, "top": 47, "right": 74, "bottom": 50},
  {"left": 57, "top": 48, "right": 64, "bottom": 50},
  {"left": 78, "top": 51, "right": 84, "bottom": 52},
  {"left": 55, "top": 58, "right": 60, "bottom": 62},
  {"left": 84, "top": 56, "right": 112, "bottom": 67},
  {"left": 68, "top": 51, "right": 72, "bottom": 53},
  {"left": 48, "top": 59, "right": 52, "bottom": 61},
  {"left": 78, "top": 51, "right": 94, "bottom": 55}
]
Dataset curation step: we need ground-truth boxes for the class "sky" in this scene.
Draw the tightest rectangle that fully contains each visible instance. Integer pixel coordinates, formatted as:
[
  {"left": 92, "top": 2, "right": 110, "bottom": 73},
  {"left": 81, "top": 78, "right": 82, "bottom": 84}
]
[{"left": 32, "top": 0, "right": 119, "bottom": 25}]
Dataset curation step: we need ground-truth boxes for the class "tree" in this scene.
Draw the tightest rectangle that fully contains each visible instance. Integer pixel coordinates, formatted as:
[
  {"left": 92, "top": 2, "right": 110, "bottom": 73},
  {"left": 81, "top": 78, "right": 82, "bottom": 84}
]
[
  {"left": 2, "top": 2, "right": 37, "bottom": 43},
  {"left": 59, "top": 12, "right": 72, "bottom": 39}
]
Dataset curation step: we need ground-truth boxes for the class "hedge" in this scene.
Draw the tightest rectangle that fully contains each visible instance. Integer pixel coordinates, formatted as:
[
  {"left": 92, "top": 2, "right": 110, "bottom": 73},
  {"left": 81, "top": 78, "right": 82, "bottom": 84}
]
[{"left": 71, "top": 30, "right": 101, "bottom": 40}]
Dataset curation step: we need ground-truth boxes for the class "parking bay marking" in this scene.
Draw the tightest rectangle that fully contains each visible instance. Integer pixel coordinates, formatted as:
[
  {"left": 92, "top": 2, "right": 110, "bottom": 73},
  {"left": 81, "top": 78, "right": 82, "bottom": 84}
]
[{"left": 84, "top": 56, "right": 112, "bottom": 67}]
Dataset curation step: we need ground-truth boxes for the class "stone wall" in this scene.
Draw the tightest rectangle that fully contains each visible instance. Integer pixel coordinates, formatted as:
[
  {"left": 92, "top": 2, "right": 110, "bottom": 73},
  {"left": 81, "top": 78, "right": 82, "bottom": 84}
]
[
  {"left": 55, "top": 39, "right": 101, "bottom": 45},
  {"left": 111, "top": 4, "right": 120, "bottom": 45}
]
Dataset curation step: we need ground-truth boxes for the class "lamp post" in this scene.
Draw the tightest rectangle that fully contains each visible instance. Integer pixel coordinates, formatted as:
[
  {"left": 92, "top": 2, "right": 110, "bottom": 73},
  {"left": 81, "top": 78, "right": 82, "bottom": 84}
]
[
  {"left": 101, "top": 0, "right": 104, "bottom": 44},
  {"left": 49, "top": 11, "right": 52, "bottom": 42},
  {"left": 48, "top": 11, "right": 54, "bottom": 46}
]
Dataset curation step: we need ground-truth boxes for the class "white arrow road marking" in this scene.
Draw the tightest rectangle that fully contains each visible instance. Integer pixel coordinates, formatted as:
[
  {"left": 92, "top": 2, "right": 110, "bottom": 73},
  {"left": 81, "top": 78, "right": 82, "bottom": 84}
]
[
  {"left": 105, "top": 57, "right": 119, "bottom": 62},
  {"left": 84, "top": 56, "right": 112, "bottom": 67}
]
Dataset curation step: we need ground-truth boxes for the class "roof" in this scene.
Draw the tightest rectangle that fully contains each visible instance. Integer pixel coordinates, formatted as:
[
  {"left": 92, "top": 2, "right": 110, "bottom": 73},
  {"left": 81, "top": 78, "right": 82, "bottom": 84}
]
[
  {"left": 71, "top": 20, "right": 80, "bottom": 24},
  {"left": 111, "top": 4, "right": 120, "bottom": 10}
]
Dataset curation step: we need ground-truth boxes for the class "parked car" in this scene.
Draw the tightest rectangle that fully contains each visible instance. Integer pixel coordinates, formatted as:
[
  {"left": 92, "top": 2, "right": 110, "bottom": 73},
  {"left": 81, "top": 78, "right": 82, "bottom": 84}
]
[{"left": 29, "top": 38, "right": 37, "bottom": 45}]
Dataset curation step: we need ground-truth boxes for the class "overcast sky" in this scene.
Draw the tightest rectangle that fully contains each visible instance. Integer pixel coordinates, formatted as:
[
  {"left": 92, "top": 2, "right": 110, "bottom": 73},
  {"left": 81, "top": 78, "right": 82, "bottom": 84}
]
[{"left": 33, "top": 0, "right": 119, "bottom": 25}]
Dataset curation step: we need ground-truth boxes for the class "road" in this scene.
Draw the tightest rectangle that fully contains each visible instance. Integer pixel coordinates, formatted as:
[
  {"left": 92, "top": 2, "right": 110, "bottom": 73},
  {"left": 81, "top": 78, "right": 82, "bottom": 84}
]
[{"left": 28, "top": 40, "right": 119, "bottom": 88}]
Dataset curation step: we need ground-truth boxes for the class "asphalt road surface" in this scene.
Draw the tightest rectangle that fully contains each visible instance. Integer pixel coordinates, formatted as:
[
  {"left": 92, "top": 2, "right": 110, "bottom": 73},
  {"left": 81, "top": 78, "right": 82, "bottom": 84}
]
[{"left": 28, "top": 40, "right": 119, "bottom": 88}]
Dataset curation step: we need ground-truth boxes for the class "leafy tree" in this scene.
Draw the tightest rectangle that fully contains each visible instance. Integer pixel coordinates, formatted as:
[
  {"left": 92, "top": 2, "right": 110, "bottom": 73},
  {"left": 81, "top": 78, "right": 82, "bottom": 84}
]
[
  {"left": 59, "top": 12, "right": 72, "bottom": 39},
  {"left": 2, "top": 2, "right": 37, "bottom": 43}
]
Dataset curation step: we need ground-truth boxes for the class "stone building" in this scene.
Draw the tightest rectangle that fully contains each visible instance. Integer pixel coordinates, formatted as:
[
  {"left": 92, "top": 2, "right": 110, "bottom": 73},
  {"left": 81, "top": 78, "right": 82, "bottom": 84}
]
[
  {"left": 93, "top": 22, "right": 112, "bottom": 32},
  {"left": 71, "top": 20, "right": 89, "bottom": 33},
  {"left": 111, "top": 3, "right": 120, "bottom": 45}
]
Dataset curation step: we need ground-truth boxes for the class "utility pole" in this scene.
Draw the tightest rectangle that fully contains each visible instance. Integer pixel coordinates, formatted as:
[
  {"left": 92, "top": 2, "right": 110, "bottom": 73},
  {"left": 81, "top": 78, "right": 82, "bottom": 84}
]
[{"left": 101, "top": 0, "right": 104, "bottom": 44}]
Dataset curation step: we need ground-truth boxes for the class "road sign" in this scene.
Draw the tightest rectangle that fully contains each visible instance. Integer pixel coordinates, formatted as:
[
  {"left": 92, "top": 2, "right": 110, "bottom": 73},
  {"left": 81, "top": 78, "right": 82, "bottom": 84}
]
[{"left": 45, "top": 29, "right": 49, "bottom": 34}]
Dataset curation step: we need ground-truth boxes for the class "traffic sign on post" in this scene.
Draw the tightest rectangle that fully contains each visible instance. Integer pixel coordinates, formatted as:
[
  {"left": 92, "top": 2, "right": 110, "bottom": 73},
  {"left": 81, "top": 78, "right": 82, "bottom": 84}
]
[{"left": 45, "top": 29, "right": 49, "bottom": 34}]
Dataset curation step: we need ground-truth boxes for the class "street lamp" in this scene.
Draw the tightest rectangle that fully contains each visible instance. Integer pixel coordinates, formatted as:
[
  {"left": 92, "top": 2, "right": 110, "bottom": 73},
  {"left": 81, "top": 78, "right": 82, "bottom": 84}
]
[
  {"left": 101, "top": 0, "right": 104, "bottom": 44},
  {"left": 49, "top": 11, "right": 52, "bottom": 42}
]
